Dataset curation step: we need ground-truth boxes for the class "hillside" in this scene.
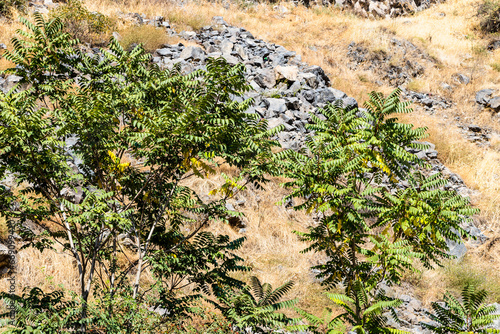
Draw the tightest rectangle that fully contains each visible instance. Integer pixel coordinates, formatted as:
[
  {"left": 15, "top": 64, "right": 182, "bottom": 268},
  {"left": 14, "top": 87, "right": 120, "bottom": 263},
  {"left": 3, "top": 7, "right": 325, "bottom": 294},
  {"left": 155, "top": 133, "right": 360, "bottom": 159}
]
[{"left": 1, "top": 0, "right": 500, "bottom": 332}]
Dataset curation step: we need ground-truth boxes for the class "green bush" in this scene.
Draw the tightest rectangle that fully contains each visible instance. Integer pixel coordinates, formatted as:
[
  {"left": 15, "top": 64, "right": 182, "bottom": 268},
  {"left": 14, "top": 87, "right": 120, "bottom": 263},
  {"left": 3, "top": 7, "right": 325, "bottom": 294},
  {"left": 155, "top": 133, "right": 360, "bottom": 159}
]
[{"left": 50, "top": 0, "right": 114, "bottom": 45}]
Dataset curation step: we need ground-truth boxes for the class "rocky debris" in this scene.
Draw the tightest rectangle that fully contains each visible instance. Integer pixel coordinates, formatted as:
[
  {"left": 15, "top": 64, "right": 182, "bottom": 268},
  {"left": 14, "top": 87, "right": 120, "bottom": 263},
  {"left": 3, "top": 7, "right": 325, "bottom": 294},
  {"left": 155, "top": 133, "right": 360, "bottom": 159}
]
[
  {"left": 118, "top": 12, "right": 171, "bottom": 29},
  {"left": 458, "top": 124, "right": 491, "bottom": 144},
  {"left": 402, "top": 89, "right": 452, "bottom": 112},
  {"left": 344, "top": 0, "right": 445, "bottom": 19},
  {"left": 0, "top": 75, "right": 23, "bottom": 94},
  {"left": 487, "top": 39, "right": 500, "bottom": 51},
  {"left": 453, "top": 73, "right": 470, "bottom": 85},
  {"left": 347, "top": 39, "right": 433, "bottom": 87},
  {"left": 476, "top": 88, "right": 500, "bottom": 112},
  {"left": 148, "top": 23, "right": 360, "bottom": 151}
]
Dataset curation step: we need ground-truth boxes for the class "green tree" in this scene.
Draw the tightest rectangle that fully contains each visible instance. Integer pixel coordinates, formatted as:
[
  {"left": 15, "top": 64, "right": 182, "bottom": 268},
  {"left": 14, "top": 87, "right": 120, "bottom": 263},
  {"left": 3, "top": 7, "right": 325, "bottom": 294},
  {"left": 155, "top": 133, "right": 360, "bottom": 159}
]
[
  {"left": 276, "top": 91, "right": 478, "bottom": 332},
  {"left": 422, "top": 284, "right": 500, "bottom": 334},
  {"left": 0, "top": 14, "right": 279, "bottom": 332}
]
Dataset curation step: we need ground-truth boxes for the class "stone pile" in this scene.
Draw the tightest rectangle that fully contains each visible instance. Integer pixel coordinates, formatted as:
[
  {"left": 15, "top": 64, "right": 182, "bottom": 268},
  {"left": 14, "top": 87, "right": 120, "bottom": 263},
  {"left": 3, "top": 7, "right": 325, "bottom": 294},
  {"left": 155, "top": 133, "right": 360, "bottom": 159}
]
[
  {"left": 347, "top": 39, "right": 432, "bottom": 87},
  {"left": 339, "top": 0, "right": 445, "bottom": 18},
  {"left": 403, "top": 88, "right": 452, "bottom": 112},
  {"left": 151, "top": 18, "right": 357, "bottom": 151}
]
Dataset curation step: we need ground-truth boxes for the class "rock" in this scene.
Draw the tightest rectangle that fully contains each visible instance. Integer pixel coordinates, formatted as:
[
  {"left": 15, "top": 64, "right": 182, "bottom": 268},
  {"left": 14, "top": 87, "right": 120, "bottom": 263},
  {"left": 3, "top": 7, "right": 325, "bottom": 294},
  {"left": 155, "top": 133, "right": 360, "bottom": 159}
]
[
  {"left": 468, "top": 125, "right": 482, "bottom": 133},
  {"left": 343, "top": 97, "right": 358, "bottom": 109},
  {"left": 447, "top": 239, "right": 467, "bottom": 259},
  {"left": 220, "top": 39, "right": 234, "bottom": 55},
  {"left": 212, "top": 16, "right": 228, "bottom": 26},
  {"left": 240, "top": 30, "right": 254, "bottom": 39},
  {"left": 303, "top": 65, "right": 330, "bottom": 86},
  {"left": 34, "top": 7, "right": 50, "bottom": 14},
  {"left": 234, "top": 44, "right": 247, "bottom": 60},
  {"left": 1, "top": 75, "right": 23, "bottom": 93},
  {"left": 0, "top": 43, "right": 7, "bottom": 50},
  {"left": 268, "top": 117, "right": 284, "bottom": 129},
  {"left": 179, "top": 31, "right": 197, "bottom": 40},
  {"left": 222, "top": 54, "right": 239, "bottom": 65},
  {"left": 60, "top": 186, "right": 84, "bottom": 204},
  {"left": 488, "top": 40, "right": 500, "bottom": 51},
  {"left": 275, "top": 65, "right": 299, "bottom": 82},
  {"left": 156, "top": 48, "right": 173, "bottom": 57},
  {"left": 476, "top": 89, "right": 495, "bottom": 106},
  {"left": 454, "top": 73, "right": 470, "bottom": 85},
  {"left": 489, "top": 96, "right": 500, "bottom": 111},
  {"left": 179, "top": 46, "right": 206, "bottom": 61},
  {"left": 264, "top": 98, "right": 287, "bottom": 117},
  {"left": 369, "top": 1, "right": 388, "bottom": 17},
  {"left": 299, "top": 72, "right": 318, "bottom": 88},
  {"left": 255, "top": 68, "right": 276, "bottom": 89}
]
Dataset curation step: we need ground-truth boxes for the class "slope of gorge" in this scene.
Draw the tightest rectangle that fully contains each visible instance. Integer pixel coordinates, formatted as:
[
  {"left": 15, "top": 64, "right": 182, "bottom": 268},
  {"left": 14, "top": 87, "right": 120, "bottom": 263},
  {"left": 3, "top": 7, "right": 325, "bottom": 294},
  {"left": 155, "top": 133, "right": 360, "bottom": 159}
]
[{"left": 1, "top": 0, "right": 500, "bottom": 332}]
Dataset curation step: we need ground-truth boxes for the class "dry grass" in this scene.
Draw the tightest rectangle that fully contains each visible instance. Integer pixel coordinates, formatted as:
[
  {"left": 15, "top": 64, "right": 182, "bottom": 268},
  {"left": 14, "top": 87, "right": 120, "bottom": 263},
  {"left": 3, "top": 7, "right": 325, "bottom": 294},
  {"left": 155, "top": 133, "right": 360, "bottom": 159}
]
[
  {"left": 0, "top": 216, "right": 7, "bottom": 240},
  {"left": 118, "top": 25, "right": 180, "bottom": 51},
  {"left": 410, "top": 248, "right": 500, "bottom": 305},
  {"left": 397, "top": 109, "right": 500, "bottom": 231}
]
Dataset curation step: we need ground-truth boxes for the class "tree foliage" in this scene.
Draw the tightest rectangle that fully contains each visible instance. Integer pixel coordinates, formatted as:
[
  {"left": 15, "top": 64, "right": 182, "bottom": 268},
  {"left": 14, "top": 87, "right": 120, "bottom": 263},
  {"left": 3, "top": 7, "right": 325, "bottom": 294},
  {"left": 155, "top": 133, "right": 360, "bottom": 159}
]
[
  {"left": 0, "top": 13, "right": 280, "bottom": 332},
  {"left": 422, "top": 284, "right": 500, "bottom": 334},
  {"left": 275, "top": 90, "right": 479, "bottom": 332},
  {"left": 211, "top": 276, "right": 298, "bottom": 332}
]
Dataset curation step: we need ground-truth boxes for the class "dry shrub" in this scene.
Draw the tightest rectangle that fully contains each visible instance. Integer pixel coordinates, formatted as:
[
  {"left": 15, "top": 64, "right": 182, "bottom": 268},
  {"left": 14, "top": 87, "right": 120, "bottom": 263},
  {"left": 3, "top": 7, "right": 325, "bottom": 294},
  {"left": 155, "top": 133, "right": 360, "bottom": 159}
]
[
  {"left": 50, "top": 0, "right": 115, "bottom": 46},
  {"left": 0, "top": 0, "right": 26, "bottom": 18},
  {"left": 119, "top": 25, "right": 173, "bottom": 52},
  {"left": 477, "top": 0, "right": 500, "bottom": 34}
]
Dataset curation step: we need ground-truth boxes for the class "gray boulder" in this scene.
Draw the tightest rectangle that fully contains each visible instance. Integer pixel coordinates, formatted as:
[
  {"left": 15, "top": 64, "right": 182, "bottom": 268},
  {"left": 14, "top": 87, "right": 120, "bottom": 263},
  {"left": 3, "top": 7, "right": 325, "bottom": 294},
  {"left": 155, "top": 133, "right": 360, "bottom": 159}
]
[
  {"left": 299, "top": 72, "right": 318, "bottom": 88},
  {"left": 179, "top": 46, "right": 206, "bottom": 61},
  {"left": 476, "top": 89, "right": 495, "bottom": 105},
  {"left": 275, "top": 65, "right": 299, "bottom": 82},
  {"left": 220, "top": 39, "right": 234, "bottom": 55},
  {"left": 156, "top": 48, "right": 174, "bottom": 57},
  {"left": 264, "top": 98, "right": 287, "bottom": 117},
  {"left": 454, "top": 73, "right": 470, "bottom": 85},
  {"left": 489, "top": 96, "right": 500, "bottom": 111},
  {"left": 303, "top": 65, "right": 331, "bottom": 86},
  {"left": 255, "top": 68, "right": 276, "bottom": 89},
  {"left": 222, "top": 54, "right": 239, "bottom": 65}
]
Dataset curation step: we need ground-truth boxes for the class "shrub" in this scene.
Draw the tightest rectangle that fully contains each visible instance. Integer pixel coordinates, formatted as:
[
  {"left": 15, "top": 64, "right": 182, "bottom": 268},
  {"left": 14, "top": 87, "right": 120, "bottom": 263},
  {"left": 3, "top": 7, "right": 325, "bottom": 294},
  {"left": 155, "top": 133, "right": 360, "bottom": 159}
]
[
  {"left": 0, "top": 0, "right": 26, "bottom": 18},
  {"left": 477, "top": 0, "right": 500, "bottom": 34},
  {"left": 422, "top": 284, "right": 500, "bottom": 333},
  {"left": 50, "top": 0, "right": 114, "bottom": 45},
  {"left": 119, "top": 25, "right": 170, "bottom": 52}
]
